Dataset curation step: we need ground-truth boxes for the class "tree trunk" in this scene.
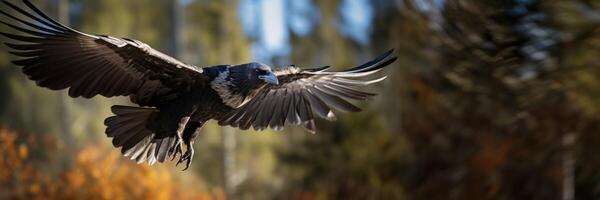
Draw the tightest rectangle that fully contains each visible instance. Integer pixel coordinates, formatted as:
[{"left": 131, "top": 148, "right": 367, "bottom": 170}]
[
  {"left": 562, "top": 134, "right": 576, "bottom": 200},
  {"left": 222, "top": 127, "right": 237, "bottom": 198},
  {"left": 171, "top": 0, "right": 184, "bottom": 58},
  {"left": 220, "top": 0, "right": 237, "bottom": 198},
  {"left": 57, "top": 0, "right": 74, "bottom": 157}
]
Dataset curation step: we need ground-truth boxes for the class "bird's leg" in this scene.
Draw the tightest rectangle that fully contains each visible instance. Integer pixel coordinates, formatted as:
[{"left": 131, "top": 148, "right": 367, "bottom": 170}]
[
  {"left": 176, "top": 140, "right": 194, "bottom": 170},
  {"left": 169, "top": 139, "right": 183, "bottom": 161},
  {"left": 176, "top": 121, "right": 203, "bottom": 170},
  {"left": 170, "top": 116, "right": 190, "bottom": 161}
]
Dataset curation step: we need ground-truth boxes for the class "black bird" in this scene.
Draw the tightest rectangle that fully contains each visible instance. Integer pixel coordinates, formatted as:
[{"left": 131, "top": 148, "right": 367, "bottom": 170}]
[{"left": 0, "top": 0, "right": 397, "bottom": 170}]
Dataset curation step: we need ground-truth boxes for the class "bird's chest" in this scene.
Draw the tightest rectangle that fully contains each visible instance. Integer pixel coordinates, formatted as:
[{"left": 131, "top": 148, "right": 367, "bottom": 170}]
[{"left": 187, "top": 87, "right": 236, "bottom": 121}]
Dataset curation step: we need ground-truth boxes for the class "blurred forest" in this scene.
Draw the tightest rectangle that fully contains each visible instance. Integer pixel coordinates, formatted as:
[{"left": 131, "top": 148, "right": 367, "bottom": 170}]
[{"left": 1, "top": 0, "right": 600, "bottom": 199}]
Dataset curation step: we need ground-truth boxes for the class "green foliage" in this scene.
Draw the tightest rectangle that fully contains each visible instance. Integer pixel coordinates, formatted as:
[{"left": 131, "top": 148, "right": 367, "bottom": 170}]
[{"left": 278, "top": 113, "right": 408, "bottom": 199}]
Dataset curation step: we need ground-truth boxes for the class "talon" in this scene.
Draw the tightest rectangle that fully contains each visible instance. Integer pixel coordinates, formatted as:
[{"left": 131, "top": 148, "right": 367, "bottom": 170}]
[
  {"left": 176, "top": 149, "right": 189, "bottom": 167},
  {"left": 182, "top": 159, "right": 191, "bottom": 171},
  {"left": 180, "top": 142, "right": 194, "bottom": 171},
  {"left": 170, "top": 138, "right": 184, "bottom": 161},
  {"left": 171, "top": 147, "right": 182, "bottom": 161},
  {"left": 176, "top": 153, "right": 189, "bottom": 168},
  {"left": 176, "top": 157, "right": 184, "bottom": 166}
]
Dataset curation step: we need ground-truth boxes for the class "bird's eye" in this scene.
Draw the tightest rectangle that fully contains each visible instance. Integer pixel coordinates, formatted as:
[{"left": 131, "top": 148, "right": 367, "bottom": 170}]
[{"left": 255, "top": 68, "right": 267, "bottom": 75}]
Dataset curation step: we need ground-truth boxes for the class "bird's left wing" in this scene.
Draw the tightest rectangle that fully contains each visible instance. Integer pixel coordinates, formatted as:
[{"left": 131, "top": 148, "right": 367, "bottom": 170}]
[
  {"left": 0, "top": 0, "right": 204, "bottom": 100},
  {"left": 218, "top": 50, "right": 397, "bottom": 133}
]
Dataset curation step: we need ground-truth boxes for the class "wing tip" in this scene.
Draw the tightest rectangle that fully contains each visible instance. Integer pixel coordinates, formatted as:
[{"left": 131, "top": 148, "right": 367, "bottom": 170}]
[
  {"left": 307, "top": 66, "right": 331, "bottom": 72},
  {"left": 303, "top": 120, "right": 316, "bottom": 134},
  {"left": 382, "top": 49, "right": 395, "bottom": 57},
  {"left": 387, "top": 56, "right": 398, "bottom": 64},
  {"left": 356, "top": 57, "right": 398, "bottom": 74},
  {"left": 365, "top": 76, "right": 388, "bottom": 85},
  {"left": 325, "top": 111, "right": 337, "bottom": 121},
  {"left": 1, "top": 0, "right": 13, "bottom": 7},
  {"left": 342, "top": 50, "right": 397, "bottom": 73}
]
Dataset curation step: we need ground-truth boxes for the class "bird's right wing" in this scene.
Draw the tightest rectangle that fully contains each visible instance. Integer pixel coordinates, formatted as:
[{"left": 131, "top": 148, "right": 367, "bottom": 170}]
[
  {"left": 218, "top": 50, "right": 397, "bottom": 133},
  {"left": 0, "top": 0, "right": 205, "bottom": 100}
]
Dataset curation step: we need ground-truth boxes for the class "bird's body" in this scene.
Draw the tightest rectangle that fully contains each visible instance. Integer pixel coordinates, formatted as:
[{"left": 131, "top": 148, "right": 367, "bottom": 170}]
[{"left": 0, "top": 0, "right": 397, "bottom": 170}]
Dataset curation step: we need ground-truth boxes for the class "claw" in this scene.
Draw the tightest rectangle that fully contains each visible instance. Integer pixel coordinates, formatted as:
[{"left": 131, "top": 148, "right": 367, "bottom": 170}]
[
  {"left": 170, "top": 146, "right": 181, "bottom": 161},
  {"left": 182, "top": 160, "right": 192, "bottom": 171},
  {"left": 175, "top": 151, "right": 190, "bottom": 168},
  {"left": 177, "top": 142, "right": 194, "bottom": 171},
  {"left": 176, "top": 156, "right": 184, "bottom": 166},
  {"left": 169, "top": 138, "right": 184, "bottom": 161}
]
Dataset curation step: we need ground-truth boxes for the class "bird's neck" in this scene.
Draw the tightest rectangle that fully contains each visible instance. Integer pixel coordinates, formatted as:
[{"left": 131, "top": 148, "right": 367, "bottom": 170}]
[{"left": 210, "top": 69, "right": 253, "bottom": 108}]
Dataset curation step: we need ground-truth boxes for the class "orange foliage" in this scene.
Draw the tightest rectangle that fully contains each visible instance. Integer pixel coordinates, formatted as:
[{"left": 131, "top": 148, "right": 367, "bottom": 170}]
[{"left": 0, "top": 128, "right": 222, "bottom": 200}]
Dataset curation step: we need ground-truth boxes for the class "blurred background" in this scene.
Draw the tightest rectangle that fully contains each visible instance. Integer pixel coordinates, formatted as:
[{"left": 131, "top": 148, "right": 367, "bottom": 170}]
[{"left": 1, "top": 0, "right": 600, "bottom": 199}]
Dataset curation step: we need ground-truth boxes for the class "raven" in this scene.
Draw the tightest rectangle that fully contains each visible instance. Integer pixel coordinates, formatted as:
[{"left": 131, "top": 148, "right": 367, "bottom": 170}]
[{"left": 0, "top": 0, "right": 397, "bottom": 170}]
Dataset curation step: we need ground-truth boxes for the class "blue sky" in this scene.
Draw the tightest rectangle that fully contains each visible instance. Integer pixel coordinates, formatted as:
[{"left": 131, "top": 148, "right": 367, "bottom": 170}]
[{"left": 238, "top": 0, "right": 374, "bottom": 62}]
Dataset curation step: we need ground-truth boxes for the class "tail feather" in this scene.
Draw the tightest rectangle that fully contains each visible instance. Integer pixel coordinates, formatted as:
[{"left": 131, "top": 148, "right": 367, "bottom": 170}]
[
  {"left": 104, "top": 105, "right": 175, "bottom": 165},
  {"left": 125, "top": 136, "right": 152, "bottom": 163},
  {"left": 155, "top": 137, "right": 172, "bottom": 162},
  {"left": 112, "top": 122, "right": 145, "bottom": 145},
  {"left": 120, "top": 127, "right": 152, "bottom": 150}
]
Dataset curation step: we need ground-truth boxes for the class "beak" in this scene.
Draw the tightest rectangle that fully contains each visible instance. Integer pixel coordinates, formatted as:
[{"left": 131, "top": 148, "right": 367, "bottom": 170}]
[{"left": 259, "top": 72, "right": 279, "bottom": 85}]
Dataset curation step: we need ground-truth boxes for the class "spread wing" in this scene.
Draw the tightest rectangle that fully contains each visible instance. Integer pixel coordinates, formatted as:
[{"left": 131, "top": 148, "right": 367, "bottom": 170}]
[
  {"left": 218, "top": 50, "right": 397, "bottom": 133},
  {"left": 0, "top": 0, "right": 204, "bottom": 102}
]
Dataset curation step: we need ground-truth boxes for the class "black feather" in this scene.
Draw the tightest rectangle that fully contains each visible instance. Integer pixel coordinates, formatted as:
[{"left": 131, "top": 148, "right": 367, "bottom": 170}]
[
  {"left": 304, "top": 88, "right": 334, "bottom": 120},
  {"left": 311, "top": 87, "right": 362, "bottom": 112},
  {"left": 0, "top": 21, "right": 56, "bottom": 38},
  {"left": 253, "top": 90, "right": 276, "bottom": 130},
  {"left": 22, "top": 0, "right": 75, "bottom": 32},
  {"left": 343, "top": 49, "right": 394, "bottom": 73},
  {"left": 295, "top": 93, "right": 312, "bottom": 122},
  {"left": 2, "top": 0, "right": 65, "bottom": 32},
  {"left": 0, "top": 10, "right": 62, "bottom": 34},
  {"left": 303, "top": 120, "right": 316, "bottom": 134},
  {"left": 286, "top": 92, "right": 301, "bottom": 125},
  {"left": 268, "top": 91, "right": 286, "bottom": 130},
  {"left": 317, "top": 84, "right": 368, "bottom": 100}
]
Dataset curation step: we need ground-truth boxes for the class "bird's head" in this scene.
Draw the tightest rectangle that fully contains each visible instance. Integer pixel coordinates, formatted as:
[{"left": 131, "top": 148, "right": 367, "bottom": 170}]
[
  {"left": 211, "top": 62, "right": 279, "bottom": 108},
  {"left": 223, "top": 62, "right": 280, "bottom": 89},
  {"left": 251, "top": 63, "right": 279, "bottom": 86},
  {"left": 226, "top": 62, "right": 279, "bottom": 87}
]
